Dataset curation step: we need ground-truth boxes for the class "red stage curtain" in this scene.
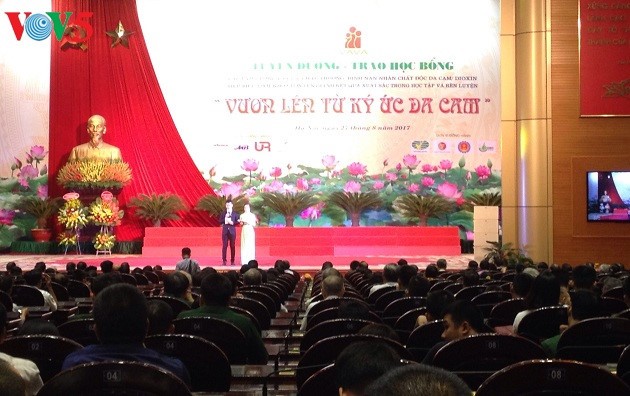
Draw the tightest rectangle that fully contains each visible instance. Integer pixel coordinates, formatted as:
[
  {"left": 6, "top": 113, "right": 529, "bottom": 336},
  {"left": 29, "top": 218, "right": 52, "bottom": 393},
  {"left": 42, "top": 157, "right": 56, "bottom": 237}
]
[{"left": 49, "top": 0, "right": 218, "bottom": 241}]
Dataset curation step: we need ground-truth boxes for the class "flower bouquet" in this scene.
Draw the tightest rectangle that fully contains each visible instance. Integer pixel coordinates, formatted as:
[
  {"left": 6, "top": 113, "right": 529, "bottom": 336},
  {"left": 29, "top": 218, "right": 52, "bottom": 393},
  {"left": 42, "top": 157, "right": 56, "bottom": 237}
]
[
  {"left": 88, "top": 196, "right": 123, "bottom": 226},
  {"left": 93, "top": 232, "right": 116, "bottom": 251},
  {"left": 57, "top": 194, "right": 88, "bottom": 252}
]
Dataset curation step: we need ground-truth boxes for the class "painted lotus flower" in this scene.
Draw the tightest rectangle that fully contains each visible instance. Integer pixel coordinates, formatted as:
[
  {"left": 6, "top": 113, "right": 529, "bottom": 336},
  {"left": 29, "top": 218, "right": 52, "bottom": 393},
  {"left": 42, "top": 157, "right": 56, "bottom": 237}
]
[
  {"left": 30, "top": 145, "right": 47, "bottom": 162},
  {"left": 385, "top": 172, "right": 398, "bottom": 182},
  {"left": 437, "top": 181, "right": 462, "bottom": 200},
  {"left": 475, "top": 165, "right": 492, "bottom": 180},
  {"left": 11, "top": 157, "right": 22, "bottom": 172},
  {"left": 421, "top": 163, "right": 434, "bottom": 173},
  {"left": 218, "top": 182, "right": 242, "bottom": 198},
  {"left": 396, "top": 163, "right": 402, "bottom": 172},
  {"left": 321, "top": 155, "right": 338, "bottom": 171},
  {"left": 439, "top": 159, "right": 452, "bottom": 171},
  {"left": 373, "top": 181, "right": 385, "bottom": 190},
  {"left": 18, "top": 164, "right": 38, "bottom": 187},
  {"left": 403, "top": 154, "right": 420, "bottom": 170},
  {"left": 296, "top": 178, "right": 309, "bottom": 191},
  {"left": 241, "top": 159, "right": 259, "bottom": 172},
  {"left": 263, "top": 180, "right": 284, "bottom": 192},
  {"left": 37, "top": 185, "right": 48, "bottom": 199},
  {"left": 422, "top": 177, "right": 435, "bottom": 187},
  {"left": 408, "top": 183, "right": 420, "bottom": 193},
  {"left": 301, "top": 203, "right": 324, "bottom": 221},
  {"left": 269, "top": 167, "right": 282, "bottom": 178},
  {"left": 0, "top": 209, "right": 15, "bottom": 226},
  {"left": 347, "top": 162, "right": 367, "bottom": 177},
  {"left": 344, "top": 180, "right": 362, "bottom": 193},
  {"left": 310, "top": 178, "right": 321, "bottom": 185}
]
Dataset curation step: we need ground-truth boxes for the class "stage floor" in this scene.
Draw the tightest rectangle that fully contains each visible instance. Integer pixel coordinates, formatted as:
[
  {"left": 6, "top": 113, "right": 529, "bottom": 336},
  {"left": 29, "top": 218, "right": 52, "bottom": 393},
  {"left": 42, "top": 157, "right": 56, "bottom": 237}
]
[{"left": 0, "top": 253, "right": 475, "bottom": 274}]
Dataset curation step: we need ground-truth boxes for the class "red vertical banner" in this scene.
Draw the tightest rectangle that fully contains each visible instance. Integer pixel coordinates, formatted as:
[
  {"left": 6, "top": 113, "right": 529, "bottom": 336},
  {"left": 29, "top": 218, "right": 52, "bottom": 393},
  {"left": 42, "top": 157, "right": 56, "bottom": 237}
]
[{"left": 579, "top": 1, "right": 630, "bottom": 117}]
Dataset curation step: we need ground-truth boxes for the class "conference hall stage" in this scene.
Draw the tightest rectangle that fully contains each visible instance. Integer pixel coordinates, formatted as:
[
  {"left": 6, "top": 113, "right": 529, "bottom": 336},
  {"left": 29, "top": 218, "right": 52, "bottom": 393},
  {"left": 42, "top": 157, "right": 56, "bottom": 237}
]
[{"left": 2, "top": 226, "right": 473, "bottom": 273}]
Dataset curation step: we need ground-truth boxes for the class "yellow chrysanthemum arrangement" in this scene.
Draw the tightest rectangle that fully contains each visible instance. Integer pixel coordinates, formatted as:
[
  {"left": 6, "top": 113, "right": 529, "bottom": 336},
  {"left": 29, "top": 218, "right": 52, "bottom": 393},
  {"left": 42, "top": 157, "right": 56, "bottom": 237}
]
[{"left": 57, "top": 160, "right": 132, "bottom": 189}]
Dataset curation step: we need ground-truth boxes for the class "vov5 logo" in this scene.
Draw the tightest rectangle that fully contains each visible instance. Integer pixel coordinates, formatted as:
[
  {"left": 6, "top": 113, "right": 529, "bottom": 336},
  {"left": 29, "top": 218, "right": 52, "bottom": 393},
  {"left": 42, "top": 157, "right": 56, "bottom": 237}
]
[{"left": 5, "top": 11, "right": 93, "bottom": 44}]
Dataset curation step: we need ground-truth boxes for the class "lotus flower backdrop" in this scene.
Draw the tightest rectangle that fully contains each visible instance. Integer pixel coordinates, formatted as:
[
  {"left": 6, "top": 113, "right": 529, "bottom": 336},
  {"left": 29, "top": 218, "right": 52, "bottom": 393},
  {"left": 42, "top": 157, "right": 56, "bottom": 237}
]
[{"left": 205, "top": 153, "right": 501, "bottom": 238}]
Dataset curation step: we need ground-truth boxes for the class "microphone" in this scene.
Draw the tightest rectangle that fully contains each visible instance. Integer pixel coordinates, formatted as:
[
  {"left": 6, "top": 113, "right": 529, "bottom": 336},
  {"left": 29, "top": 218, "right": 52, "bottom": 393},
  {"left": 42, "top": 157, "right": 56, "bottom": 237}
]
[{"left": 262, "top": 362, "right": 330, "bottom": 396}]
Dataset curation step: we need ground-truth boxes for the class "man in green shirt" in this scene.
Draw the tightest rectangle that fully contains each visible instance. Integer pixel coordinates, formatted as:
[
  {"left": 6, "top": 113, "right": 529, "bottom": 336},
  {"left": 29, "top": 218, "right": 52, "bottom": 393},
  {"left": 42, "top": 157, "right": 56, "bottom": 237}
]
[{"left": 177, "top": 273, "right": 268, "bottom": 364}]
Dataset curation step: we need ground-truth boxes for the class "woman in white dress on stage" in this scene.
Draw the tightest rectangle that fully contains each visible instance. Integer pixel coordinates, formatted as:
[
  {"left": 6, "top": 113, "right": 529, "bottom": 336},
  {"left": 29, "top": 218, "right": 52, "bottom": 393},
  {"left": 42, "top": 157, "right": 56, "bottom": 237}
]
[{"left": 238, "top": 204, "right": 257, "bottom": 265}]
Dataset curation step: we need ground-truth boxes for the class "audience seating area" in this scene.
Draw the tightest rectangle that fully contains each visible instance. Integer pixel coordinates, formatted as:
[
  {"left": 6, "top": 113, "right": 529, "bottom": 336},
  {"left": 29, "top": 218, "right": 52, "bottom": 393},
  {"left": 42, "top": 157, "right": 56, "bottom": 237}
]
[{"left": 1, "top": 260, "right": 630, "bottom": 395}]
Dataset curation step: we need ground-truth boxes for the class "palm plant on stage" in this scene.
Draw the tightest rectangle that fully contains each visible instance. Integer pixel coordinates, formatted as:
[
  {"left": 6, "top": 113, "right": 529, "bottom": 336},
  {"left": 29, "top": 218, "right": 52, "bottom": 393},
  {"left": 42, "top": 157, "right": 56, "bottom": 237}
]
[
  {"left": 196, "top": 194, "right": 248, "bottom": 221},
  {"left": 393, "top": 194, "right": 454, "bottom": 226},
  {"left": 260, "top": 191, "right": 319, "bottom": 227},
  {"left": 128, "top": 192, "right": 187, "bottom": 227},
  {"left": 327, "top": 190, "right": 383, "bottom": 226},
  {"left": 461, "top": 190, "right": 502, "bottom": 212}
]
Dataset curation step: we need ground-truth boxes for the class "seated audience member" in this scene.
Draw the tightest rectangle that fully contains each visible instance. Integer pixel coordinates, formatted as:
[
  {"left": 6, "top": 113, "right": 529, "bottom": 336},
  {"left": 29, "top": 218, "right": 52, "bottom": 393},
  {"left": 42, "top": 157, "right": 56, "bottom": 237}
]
[
  {"left": 192, "top": 267, "right": 216, "bottom": 288},
  {"left": 243, "top": 268, "right": 263, "bottom": 286},
  {"left": 335, "top": 341, "right": 403, "bottom": 396},
  {"left": 301, "top": 275, "right": 345, "bottom": 330},
  {"left": 68, "top": 272, "right": 124, "bottom": 322},
  {"left": 76, "top": 261, "right": 88, "bottom": 272},
  {"left": 461, "top": 269, "right": 480, "bottom": 287},
  {"left": 163, "top": 271, "right": 194, "bottom": 305},
  {"left": 541, "top": 290, "right": 600, "bottom": 357},
  {"left": 513, "top": 270, "right": 561, "bottom": 332},
  {"left": 118, "top": 262, "right": 130, "bottom": 274},
  {"left": 304, "top": 267, "right": 342, "bottom": 308},
  {"left": 0, "top": 360, "right": 27, "bottom": 396},
  {"left": 436, "top": 258, "right": 448, "bottom": 273},
  {"left": 0, "top": 275, "right": 19, "bottom": 313},
  {"left": 17, "top": 319, "right": 60, "bottom": 336},
  {"left": 99, "top": 260, "right": 114, "bottom": 274},
  {"left": 424, "top": 264, "right": 440, "bottom": 280},
  {"left": 406, "top": 274, "right": 431, "bottom": 297},
  {"left": 551, "top": 265, "right": 572, "bottom": 307},
  {"left": 398, "top": 265, "right": 419, "bottom": 292},
  {"left": 5, "top": 261, "right": 17, "bottom": 274},
  {"left": 416, "top": 289, "right": 455, "bottom": 328},
  {"left": 62, "top": 283, "right": 190, "bottom": 385},
  {"left": 266, "top": 268, "right": 280, "bottom": 282},
  {"left": 358, "top": 323, "right": 400, "bottom": 343},
  {"left": 397, "top": 258, "right": 408, "bottom": 267},
  {"left": 0, "top": 305, "right": 43, "bottom": 395},
  {"left": 467, "top": 260, "right": 479, "bottom": 271},
  {"left": 23, "top": 270, "right": 57, "bottom": 311},
  {"left": 368, "top": 264, "right": 399, "bottom": 296},
  {"left": 175, "top": 247, "right": 200, "bottom": 276},
  {"left": 147, "top": 299, "right": 175, "bottom": 336},
  {"left": 346, "top": 260, "right": 361, "bottom": 278},
  {"left": 33, "top": 262, "right": 46, "bottom": 273},
  {"left": 601, "top": 276, "right": 622, "bottom": 296},
  {"left": 364, "top": 363, "right": 471, "bottom": 396},
  {"left": 177, "top": 273, "right": 268, "bottom": 364},
  {"left": 422, "top": 300, "right": 487, "bottom": 364},
  {"left": 571, "top": 264, "right": 597, "bottom": 293},
  {"left": 338, "top": 300, "right": 372, "bottom": 321},
  {"left": 623, "top": 276, "right": 630, "bottom": 307},
  {"left": 510, "top": 272, "right": 534, "bottom": 299}
]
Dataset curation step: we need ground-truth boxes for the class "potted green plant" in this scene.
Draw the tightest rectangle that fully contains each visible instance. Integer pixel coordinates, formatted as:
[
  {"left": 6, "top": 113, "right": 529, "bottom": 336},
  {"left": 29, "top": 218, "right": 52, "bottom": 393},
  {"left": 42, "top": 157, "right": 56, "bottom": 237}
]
[
  {"left": 17, "top": 196, "right": 62, "bottom": 242},
  {"left": 128, "top": 192, "right": 187, "bottom": 227}
]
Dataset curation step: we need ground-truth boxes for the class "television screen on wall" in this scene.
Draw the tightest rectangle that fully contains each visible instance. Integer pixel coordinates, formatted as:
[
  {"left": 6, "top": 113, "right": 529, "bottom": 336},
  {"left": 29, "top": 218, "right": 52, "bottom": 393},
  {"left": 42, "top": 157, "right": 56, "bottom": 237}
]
[{"left": 587, "top": 171, "right": 630, "bottom": 222}]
